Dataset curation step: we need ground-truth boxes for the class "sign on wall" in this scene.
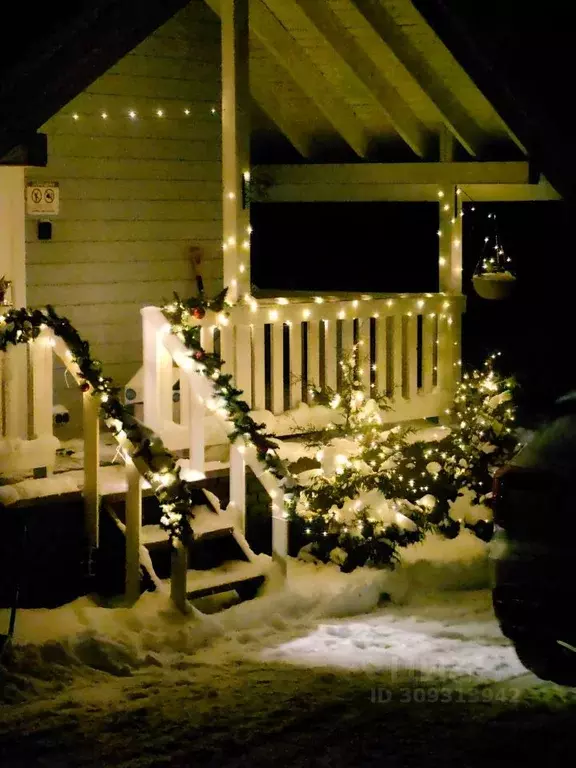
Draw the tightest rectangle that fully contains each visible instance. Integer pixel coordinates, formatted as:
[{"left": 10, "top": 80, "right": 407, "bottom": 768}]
[{"left": 26, "top": 181, "right": 60, "bottom": 215}]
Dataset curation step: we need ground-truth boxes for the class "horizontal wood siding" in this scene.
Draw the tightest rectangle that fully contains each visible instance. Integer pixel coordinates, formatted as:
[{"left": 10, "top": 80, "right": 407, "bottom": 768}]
[{"left": 26, "top": 2, "right": 222, "bottom": 413}]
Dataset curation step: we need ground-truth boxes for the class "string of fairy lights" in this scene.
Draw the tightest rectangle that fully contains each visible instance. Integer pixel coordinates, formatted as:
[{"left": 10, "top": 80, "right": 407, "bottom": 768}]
[{"left": 69, "top": 106, "right": 219, "bottom": 121}]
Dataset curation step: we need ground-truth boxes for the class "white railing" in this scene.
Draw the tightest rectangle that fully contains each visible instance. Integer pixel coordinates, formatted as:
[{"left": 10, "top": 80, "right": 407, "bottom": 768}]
[
  {"left": 141, "top": 291, "right": 465, "bottom": 562},
  {"left": 142, "top": 305, "right": 290, "bottom": 561},
  {"left": 143, "top": 292, "right": 464, "bottom": 428},
  {"left": 28, "top": 327, "right": 101, "bottom": 550}
]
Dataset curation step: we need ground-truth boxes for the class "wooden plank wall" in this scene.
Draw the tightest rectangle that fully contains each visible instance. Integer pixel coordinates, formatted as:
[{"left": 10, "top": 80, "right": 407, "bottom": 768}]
[{"left": 25, "top": 2, "right": 222, "bottom": 419}]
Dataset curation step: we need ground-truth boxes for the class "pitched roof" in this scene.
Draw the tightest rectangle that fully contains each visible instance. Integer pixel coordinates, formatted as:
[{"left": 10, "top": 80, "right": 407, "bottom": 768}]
[
  {"left": 0, "top": 0, "right": 191, "bottom": 159},
  {"left": 0, "top": 0, "right": 568, "bottom": 200},
  {"left": 413, "top": 0, "right": 576, "bottom": 202}
]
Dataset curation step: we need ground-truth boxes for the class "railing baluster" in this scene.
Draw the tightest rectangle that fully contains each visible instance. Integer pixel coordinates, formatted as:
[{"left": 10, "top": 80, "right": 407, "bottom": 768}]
[
  {"left": 252, "top": 323, "right": 266, "bottom": 411},
  {"left": 375, "top": 315, "right": 388, "bottom": 395},
  {"left": 324, "top": 319, "right": 337, "bottom": 392},
  {"left": 421, "top": 313, "right": 436, "bottom": 395},
  {"left": 125, "top": 460, "right": 142, "bottom": 604},
  {"left": 235, "top": 324, "right": 252, "bottom": 408},
  {"left": 30, "top": 333, "right": 53, "bottom": 439},
  {"left": 187, "top": 371, "right": 205, "bottom": 475},
  {"left": 391, "top": 314, "right": 404, "bottom": 406},
  {"left": 229, "top": 442, "right": 246, "bottom": 533},
  {"left": 357, "top": 319, "right": 371, "bottom": 395},
  {"left": 220, "top": 323, "right": 234, "bottom": 378},
  {"left": 271, "top": 322, "right": 284, "bottom": 415},
  {"left": 200, "top": 323, "right": 214, "bottom": 353},
  {"left": 83, "top": 389, "right": 100, "bottom": 550},
  {"left": 405, "top": 313, "right": 419, "bottom": 401},
  {"left": 307, "top": 320, "right": 321, "bottom": 393},
  {"left": 289, "top": 322, "right": 303, "bottom": 409}
]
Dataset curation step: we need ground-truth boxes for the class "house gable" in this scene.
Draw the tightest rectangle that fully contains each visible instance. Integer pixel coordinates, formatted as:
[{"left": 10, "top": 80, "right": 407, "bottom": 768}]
[{"left": 25, "top": 2, "right": 222, "bottom": 410}]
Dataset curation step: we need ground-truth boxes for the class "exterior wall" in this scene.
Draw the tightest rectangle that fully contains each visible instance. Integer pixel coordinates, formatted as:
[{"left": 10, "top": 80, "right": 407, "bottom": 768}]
[{"left": 25, "top": 2, "right": 223, "bottom": 418}]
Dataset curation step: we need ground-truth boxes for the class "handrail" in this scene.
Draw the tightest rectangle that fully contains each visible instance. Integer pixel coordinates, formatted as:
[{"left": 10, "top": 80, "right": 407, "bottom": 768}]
[
  {"left": 143, "top": 305, "right": 293, "bottom": 560},
  {"left": 1, "top": 306, "right": 213, "bottom": 611}
]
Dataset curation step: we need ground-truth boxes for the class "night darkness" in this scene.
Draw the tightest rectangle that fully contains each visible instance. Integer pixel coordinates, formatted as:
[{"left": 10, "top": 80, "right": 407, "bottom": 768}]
[
  {"left": 252, "top": 0, "right": 576, "bottom": 426},
  {"left": 252, "top": 200, "right": 576, "bottom": 424}
]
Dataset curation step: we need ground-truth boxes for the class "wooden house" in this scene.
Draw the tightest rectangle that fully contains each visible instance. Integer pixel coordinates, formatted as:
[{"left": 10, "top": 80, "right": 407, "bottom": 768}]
[{"left": 0, "top": 1, "right": 563, "bottom": 606}]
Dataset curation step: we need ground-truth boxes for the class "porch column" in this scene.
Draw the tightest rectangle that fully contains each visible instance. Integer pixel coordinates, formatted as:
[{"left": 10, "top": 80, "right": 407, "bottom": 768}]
[
  {"left": 0, "top": 166, "right": 28, "bottom": 438},
  {"left": 221, "top": 0, "right": 251, "bottom": 303},
  {"left": 437, "top": 129, "right": 463, "bottom": 399}
]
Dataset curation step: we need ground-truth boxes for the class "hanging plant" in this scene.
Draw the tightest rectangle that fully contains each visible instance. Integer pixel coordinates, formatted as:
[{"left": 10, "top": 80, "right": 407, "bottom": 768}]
[{"left": 472, "top": 213, "right": 516, "bottom": 300}]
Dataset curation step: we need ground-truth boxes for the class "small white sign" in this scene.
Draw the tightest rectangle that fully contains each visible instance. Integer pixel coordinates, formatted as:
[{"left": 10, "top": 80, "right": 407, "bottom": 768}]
[{"left": 26, "top": 181, "right": 60, "bottom": 215}]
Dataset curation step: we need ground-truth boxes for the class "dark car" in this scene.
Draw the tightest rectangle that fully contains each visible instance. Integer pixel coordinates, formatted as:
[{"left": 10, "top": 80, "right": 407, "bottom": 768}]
[{"left": 491, "top": 393, "right": 576, "bottom": 686}]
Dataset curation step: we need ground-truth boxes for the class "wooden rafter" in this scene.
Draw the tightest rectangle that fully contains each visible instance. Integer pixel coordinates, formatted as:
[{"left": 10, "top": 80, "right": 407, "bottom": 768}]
[
  {"left": 273, "top": 0, "right": 428, "bottom": 158},
  {"left": 205, "top": 0, "right": 313, "bottom": 158},
  {"left": 250, "top": 81, "right": 313, "bottom": 158},
  {"left": 348, "top": 0, "right": 483, "bottom": 156},
  {"left": 249, "top": 0, "right": 368, "bottom": 157}
]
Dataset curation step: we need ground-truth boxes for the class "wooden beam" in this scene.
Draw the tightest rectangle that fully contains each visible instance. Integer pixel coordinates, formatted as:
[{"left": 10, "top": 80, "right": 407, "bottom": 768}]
[
  {"left": 250, "top": 80, "right": 313, "bottom": 157},
  {"left": 252, "top": 180, "right": 559, "bottom": 203},
  {"left": 348, "top": 0, "right": 482, "bottom": 156},
  {"left": 249, "top": 0, "right": 368, "bottom": 157},
  {"left": 279, "top": 0, "right": 428, "bottom": 158},
  {"left": 253, "top": 161, "right": 532, "bottom": 198}
]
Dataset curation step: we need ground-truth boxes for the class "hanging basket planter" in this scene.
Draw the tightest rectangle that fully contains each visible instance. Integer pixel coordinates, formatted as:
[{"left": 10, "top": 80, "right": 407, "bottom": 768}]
[
  {"left": 472, "top": 271, "right": 516, "bottom": 300},
  {"left": 471, "top": 212, "right": 516, "bottom": 300}
]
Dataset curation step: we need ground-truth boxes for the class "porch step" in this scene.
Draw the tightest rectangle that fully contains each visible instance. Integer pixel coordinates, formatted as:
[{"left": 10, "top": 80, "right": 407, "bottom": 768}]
[{"left": 182, "top": 558, "right": 267, "bottom": 600}]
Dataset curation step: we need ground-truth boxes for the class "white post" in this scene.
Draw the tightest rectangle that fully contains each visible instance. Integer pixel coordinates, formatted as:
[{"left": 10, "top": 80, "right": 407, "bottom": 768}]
[
  {"left": 188, "top": 373, "right": 205, "bottom": 475},
  {"left": 0, "top": 167, "right": 27, "bottom": 439},
  {"left": 438, "top": 128, "right": 463, "bottom": 399},
  {"left": 229, "top": 442, "right": 246, "bottom": 532},
  {"left": 438, "top": 129, "right": 463, "bottom": 296},
  {"left": 142, "top": 310, "right": 173, "bottom": 430},
  {"left": 30, "top": 334, "right": 54, "bottom": 438},
  {"left": 170, "top": 540, "right": 189, "bottom": 613},
  {"left": 125, "top": 460, "right": 142, "bottom": 603},
  {"left": 83, "top": 390, "right": 100, "bottom": 549},
  {"left": 221, "top": 0, "right": 251, "bottom": 302},
  {"left": 272, "top": 492, "right": 289, "bottom": 560}
]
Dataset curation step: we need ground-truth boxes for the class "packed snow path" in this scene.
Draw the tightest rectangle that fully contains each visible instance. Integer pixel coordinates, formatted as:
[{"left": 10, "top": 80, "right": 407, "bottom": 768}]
[{"left": 2, "top": 554, "right": 576, "bottom": 766}]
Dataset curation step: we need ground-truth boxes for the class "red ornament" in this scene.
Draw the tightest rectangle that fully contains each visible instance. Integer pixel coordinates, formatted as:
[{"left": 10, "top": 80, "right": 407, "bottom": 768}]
[
  {"left": 80, "top": 381, "right": 90, "bottom": 392},
  {"left": 194, "top": 350, "right": 204, "bottom": 361},
  {"left": 192, "top": 307, "right": 206, "bottom": 320}
]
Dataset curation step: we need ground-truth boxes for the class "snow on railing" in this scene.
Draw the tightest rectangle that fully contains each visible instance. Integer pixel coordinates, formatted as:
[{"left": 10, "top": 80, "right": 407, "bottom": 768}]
[
  {"left": 142, "top": 306, "right": 290, "bottom": 562},
  {"left": 28, "top": 326, "right": 192, "bottom": 610}
]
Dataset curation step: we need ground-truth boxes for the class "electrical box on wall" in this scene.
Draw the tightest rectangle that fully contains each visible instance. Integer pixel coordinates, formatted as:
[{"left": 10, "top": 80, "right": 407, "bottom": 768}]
[{"left": 37, "top": 220, "right": 52, "bottom": 240}]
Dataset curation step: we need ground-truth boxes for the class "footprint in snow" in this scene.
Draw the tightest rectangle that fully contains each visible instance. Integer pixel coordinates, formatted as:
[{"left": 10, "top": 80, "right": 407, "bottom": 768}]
[{"left": 324, "top": 626, "right": 352, "bottom": 638}]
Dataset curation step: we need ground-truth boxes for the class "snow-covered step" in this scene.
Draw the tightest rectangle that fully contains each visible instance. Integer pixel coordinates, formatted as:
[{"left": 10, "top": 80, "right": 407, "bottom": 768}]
[{"left": 182, "top": 554, "right": 270, "bottom": 599}]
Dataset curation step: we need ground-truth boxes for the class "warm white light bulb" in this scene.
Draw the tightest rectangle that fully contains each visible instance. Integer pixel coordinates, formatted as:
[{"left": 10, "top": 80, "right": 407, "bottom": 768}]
[
  {"left": 101, "top": 111, "right": 108, "bottom": 120},
  {"left": 156, "top": 108, "right": 165, "bottom": 117},
  {"left": 184, "top": 108, "right": 190, "bottom": 115},
  {"left": 128, "top": 110, "right": 137, "bottom": 120},
  {"left": 72, "top": 113, "right": 79, "bottom": 121}
]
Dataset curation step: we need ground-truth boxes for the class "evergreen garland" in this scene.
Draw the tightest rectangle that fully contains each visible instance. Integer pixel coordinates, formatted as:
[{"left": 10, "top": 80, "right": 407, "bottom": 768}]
[
  {"left": 1, "top": 295, "right": 518, "bottom": 573},
  {"left": 0, "top": 305, "right": 213, "bottom": 544}
]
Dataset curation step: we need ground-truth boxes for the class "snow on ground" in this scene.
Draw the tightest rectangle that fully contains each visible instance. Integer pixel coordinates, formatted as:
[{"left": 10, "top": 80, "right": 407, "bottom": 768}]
[
  {"left": 2, "top": 535, "right": 575, "bottom": 767},
  {"left": 0, "top": 532, "right": 547, "bottom": 706}
]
